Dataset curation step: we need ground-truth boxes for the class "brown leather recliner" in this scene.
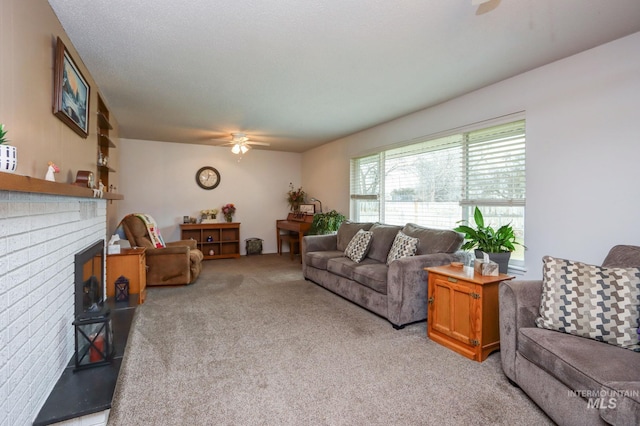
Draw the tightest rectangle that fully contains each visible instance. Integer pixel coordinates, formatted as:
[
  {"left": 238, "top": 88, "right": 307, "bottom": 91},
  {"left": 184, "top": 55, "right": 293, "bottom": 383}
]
[{"left": 120, "top": 214, "right": 203, "bottom": 286}]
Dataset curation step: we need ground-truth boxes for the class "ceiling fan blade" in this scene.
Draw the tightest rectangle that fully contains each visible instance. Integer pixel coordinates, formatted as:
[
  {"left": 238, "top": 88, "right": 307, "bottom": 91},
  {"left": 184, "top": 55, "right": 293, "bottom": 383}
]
[{"left": 246, "top": 141, "right": 270, "bottom": 146}]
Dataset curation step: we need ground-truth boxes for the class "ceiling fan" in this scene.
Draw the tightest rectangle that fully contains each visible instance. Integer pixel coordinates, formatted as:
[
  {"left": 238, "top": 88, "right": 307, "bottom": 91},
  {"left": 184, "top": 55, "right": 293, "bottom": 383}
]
[{"left": 212, "top": 132, "right": 270, "bottom": 155}]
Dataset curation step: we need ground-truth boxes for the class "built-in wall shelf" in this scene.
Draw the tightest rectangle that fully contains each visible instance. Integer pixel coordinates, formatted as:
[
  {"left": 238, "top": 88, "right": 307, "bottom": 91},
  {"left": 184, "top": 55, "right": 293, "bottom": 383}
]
[
  {"left": 98, "top": 133, "right": 116, "bottom": 148},
  {"left": 96, "top": 111, "right": 113, "bottom": 130},
  {"left": 0, "top": 173, "right": 123, "bottom": 200}
]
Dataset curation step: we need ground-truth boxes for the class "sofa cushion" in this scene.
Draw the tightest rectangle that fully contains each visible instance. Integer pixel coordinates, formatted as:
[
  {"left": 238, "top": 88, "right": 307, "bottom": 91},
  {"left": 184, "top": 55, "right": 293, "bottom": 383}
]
[
  {"left": 326, "top": 256, "right": 382, "bottom": 280},
  {"left": 518, "top": 327, "right": 640, "bottom": 395},
  {"left": 352, "top": 263, "right": 389, "bottom": 294},
  {"left": 366, "top": 223, "right": 403, "bottom": 263},
  {"left": 600, "top": 381, "right": 640, "bottom": 426},
  {"left": 336, "top": 221, "right": 374, "bottom": 251},
  {"left": 386, "top": 231, "right": 419, "bottom": 265},
  {"left": 305, "top": 250, "right": 344, "bottom": 270},
  {"left": 535, "top": 256, "right": 640, "bottom": 351},
  {"left": 344, "top": 229, "right": 373, "bottom": 263},
  {"left": 401, "top": 223, "right": 464, "bottom": 255},
  {"left": 327, "top": 257, "right": 360, "bottom": 280}
]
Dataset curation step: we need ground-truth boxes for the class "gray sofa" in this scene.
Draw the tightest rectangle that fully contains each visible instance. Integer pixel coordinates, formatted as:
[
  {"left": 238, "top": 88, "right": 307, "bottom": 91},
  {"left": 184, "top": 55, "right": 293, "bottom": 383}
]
[
  {"left": 499, "top": 245, "right": 640, "bottom": 426},
  {"left": 302, "top": 222, "right": 465, "bottom": 329}
]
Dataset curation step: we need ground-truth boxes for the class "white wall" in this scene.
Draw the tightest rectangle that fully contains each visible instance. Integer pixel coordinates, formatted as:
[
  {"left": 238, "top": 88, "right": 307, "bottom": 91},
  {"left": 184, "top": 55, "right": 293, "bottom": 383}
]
[
  {"left": 116, "top": 139, "right": 302, "bottom": 254},
  {"left": 302, "top": 32, "right": 640, "bottom": 279}
]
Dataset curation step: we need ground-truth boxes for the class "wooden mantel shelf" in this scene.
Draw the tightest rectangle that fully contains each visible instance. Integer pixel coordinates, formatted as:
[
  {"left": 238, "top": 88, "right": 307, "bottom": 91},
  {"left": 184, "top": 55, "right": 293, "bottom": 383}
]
[{"left": 0, "top": 173, "right": 124, "bottom": 200}]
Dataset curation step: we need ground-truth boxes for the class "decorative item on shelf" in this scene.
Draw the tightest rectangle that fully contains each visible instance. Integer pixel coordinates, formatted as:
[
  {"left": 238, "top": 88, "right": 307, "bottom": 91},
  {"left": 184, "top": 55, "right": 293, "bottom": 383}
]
[
  {"left": 287, "top": 183, "right": 305, "bottom": 212},
  {"left": 206, "top": 235, "right": 213, "bottom": 242},
  {"left": 310, "top": 210, "right": 346, "bottom": 235},
  {"left": 222, "top": 203, "right": 236, "bottom": 222},
  {"left": 114, "top": 276, "right": 130, "bottom": 302},
  {"left": 0, "top": 123, "right": 17, "bottom": 174},
  {"left": 98, "top": 151, "right": 109, "bottom": 167},
  {"left": 200, "top": 209, "right": 218, "bottom": 223},
  {"left": 45, "top": 161, "right": 60, "bottom": 182},
  {"left": 209, "top": 249, "right": 214, "bottom": 256},
  {"left": 453, "top": 206, "right": 525, "bottom": 274},
  {"left": 74, "top": 170, "right": 95, "bottom": 188}
]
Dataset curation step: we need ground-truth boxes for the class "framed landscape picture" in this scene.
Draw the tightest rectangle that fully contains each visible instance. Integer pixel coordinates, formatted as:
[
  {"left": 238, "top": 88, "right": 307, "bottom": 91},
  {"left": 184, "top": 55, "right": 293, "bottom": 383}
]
[
  {"left": 53, "top": 37, "right": 90, "bottom": 138},
  {"left": 299, "top": 204, "right": 315, "bottom": 214}
]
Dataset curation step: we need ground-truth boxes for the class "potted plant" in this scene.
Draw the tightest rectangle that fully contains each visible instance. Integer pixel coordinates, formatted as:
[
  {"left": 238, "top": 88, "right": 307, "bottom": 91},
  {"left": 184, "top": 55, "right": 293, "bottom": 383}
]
[
  {"left": 454, "top": 206, "right": 523, "bottom": 273},
  {"left": 310, "top": 210, "right": 346, "bottom": 235},
  {"left": 0, "top": 123, "right": 17, "bottom": 173}
]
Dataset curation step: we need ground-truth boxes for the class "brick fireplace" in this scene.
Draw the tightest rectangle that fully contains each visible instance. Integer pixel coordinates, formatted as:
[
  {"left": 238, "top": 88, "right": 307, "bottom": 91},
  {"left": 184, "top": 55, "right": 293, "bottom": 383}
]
[{"left": 0, "top": 190, "right": 107, "bottom": 425}]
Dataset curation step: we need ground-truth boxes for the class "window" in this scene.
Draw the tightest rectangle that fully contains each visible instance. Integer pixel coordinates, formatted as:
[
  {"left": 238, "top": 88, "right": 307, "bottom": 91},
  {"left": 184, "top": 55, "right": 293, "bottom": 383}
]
[{"left": 350, "top": 117, "right": 526, "bottom": 264}]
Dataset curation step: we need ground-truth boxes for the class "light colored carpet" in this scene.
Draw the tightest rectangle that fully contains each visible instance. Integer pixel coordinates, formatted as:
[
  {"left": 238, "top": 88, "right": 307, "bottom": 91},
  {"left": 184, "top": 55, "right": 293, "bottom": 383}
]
[{"left": 108, "top": 254, "right": 552, "bottom": 425}]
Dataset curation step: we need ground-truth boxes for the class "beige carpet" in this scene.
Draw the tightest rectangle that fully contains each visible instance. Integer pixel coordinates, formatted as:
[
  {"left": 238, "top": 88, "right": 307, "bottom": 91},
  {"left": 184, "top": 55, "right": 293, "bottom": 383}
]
[{"left": 108, "top": 254, "right": 552, "bottom": 425}]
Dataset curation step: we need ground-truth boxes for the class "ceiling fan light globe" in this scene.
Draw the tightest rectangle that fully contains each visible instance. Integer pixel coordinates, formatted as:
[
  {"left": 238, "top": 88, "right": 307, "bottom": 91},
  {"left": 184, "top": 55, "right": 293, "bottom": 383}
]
[
  {"left": 231, "top": 144, "right": 241, "bottom": 154},
  {"left": 240, "top": 145, "right": 249, "bottom": 154}
]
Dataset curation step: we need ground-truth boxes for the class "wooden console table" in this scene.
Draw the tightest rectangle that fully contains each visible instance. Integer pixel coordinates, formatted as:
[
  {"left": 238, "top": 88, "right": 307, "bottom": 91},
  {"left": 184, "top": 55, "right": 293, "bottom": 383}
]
[
  {"left": 180, "top": 222, "right": 241, "bottom": 259},
  {"left": 425, "top": 265, "right": 514, "bottom": 362}
]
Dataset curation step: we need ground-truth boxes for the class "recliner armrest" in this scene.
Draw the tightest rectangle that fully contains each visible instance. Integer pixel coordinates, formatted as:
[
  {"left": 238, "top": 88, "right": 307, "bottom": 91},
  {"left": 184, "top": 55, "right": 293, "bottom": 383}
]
[
  {"left": 499, "top": 279, "right": 543, "bottom": 382},
  {"left": 166, "top": 240, "right": 197, "bottom": 250},
  {"left": 145, "top": 246, "right": 190, "bottom": 256}
]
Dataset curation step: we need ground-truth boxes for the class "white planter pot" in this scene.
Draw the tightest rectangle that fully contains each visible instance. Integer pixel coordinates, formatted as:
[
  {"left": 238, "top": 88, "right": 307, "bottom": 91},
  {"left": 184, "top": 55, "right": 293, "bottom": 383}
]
[{"left": 0, "top": 145, "right": 17, "bottom": 173}]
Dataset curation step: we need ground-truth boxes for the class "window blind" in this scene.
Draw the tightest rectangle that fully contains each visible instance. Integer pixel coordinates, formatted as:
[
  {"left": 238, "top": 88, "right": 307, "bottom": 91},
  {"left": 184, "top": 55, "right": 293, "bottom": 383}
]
[{"left": 350, "top": 117, "right": 526, "bottom": 263}]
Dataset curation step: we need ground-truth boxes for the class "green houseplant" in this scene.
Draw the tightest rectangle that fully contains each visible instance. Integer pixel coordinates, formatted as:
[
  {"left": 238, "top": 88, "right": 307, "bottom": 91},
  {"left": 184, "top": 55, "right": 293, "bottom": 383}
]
[
  {"left": 454, "top": 206, "right": 523, "bottom": 273},
  {"left": 0, "top": 123, "right": 17, "bottom": 173},
  {"left": 310, "top": 210, "right": 346, "bottom": 235}
]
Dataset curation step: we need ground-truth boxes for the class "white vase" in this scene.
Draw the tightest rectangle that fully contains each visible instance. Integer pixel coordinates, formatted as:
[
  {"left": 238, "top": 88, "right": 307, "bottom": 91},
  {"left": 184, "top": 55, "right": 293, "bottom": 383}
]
[{"left": 0, "top": 145, "right": 17, "bottom": 173}]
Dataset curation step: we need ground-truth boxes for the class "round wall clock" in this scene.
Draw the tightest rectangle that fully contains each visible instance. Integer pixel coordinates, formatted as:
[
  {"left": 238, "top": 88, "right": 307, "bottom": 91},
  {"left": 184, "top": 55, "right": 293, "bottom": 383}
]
[{"left": 196, "top": 166, "right": 221, "bottom": 190}]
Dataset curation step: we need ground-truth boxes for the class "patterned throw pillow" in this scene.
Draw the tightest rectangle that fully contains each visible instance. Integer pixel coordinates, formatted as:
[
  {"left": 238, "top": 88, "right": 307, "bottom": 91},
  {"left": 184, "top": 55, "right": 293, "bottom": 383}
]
[
  {"left": 535, "top": 256, "right": 640, "bottom": 351},
  {"left": 344, "top": 229, "right": 373, "bottom": 263},
  {"left": 386, "top": 231, "right": 419, "bottom": 265}
]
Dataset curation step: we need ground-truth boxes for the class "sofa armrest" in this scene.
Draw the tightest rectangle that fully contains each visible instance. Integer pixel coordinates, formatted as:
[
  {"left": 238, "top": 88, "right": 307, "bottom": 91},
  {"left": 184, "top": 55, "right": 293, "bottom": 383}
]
[
  {"left": 302, "top": 234, "right": 338, "bottom": 254},
  {"left": 386, "top": 252, "right": 463, "bottom": 327},
  {"left": 498, "top": 279, "right": 543, "bottom": 382}
]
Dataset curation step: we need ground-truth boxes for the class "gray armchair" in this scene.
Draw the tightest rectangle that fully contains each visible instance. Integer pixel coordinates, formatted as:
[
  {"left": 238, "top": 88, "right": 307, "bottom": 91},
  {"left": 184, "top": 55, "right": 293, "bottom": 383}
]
[{"left": 499, "top": 245, "right": 640, "bottom": 426}]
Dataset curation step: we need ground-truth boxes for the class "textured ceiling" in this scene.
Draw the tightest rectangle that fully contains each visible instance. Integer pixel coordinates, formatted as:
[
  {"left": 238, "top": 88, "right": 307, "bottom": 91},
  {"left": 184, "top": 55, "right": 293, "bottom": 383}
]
[{"left": 48, "top": 0, "right": 640, "bottom": 152}]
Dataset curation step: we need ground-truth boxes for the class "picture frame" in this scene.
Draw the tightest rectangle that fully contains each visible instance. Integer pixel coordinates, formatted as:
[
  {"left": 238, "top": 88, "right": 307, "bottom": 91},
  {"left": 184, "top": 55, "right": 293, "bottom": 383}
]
[
  {"left": 299, "top": 204, "right": 315, "bottom": 214},
  {"left": 53, "top": 37, "right": 90, "bottom": 138}
]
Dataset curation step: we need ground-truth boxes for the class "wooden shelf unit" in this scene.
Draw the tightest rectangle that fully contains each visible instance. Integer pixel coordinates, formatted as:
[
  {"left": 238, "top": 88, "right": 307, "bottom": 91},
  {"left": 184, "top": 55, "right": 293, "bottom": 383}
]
[
  {"left": 97, "top": 95, "right": 115, "bottom": 188},
  {"left": 180, "top": 222, "right": 241, "bottom": 260},
  {"left": 425, "top": 265, "right": 514, "bottom": 362}
]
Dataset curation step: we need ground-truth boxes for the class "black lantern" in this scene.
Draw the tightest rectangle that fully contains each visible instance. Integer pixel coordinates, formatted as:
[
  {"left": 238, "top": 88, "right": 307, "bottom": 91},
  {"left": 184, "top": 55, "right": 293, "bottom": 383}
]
[
  {"left": 73, "top": 311, "right": 113, "bottom": 370},
  {"left": 115, "top": 275, "right": 130, "bottom": 302}
]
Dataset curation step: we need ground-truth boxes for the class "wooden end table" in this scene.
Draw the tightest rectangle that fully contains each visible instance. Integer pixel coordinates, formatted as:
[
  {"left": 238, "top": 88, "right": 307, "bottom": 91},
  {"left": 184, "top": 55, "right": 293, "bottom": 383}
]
[
  {"left": 106, "top": 247, "right": 147, "bottom": 304},
  {"left": 425, "top": 265, "right": 514, "bottom": 362}
]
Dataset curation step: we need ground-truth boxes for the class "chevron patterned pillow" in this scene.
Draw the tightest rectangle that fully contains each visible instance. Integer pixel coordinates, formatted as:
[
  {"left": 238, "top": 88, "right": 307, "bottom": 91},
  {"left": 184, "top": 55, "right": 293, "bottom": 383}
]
[
  {"left": 386, "top": 231, "right": 419, "bottom": 265},
  {"left": 344, "top": 229, "right": 373, "bottom": 263},
  {"left": 535, "top": 256, "right": 640, "bottom": 351}
]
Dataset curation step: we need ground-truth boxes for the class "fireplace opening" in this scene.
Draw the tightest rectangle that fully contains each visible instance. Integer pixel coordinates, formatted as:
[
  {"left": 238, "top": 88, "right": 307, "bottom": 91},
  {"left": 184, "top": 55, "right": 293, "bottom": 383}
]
[
  {"left": 73, "top": 240, "right": 113, "bottom": 369},
  {"left": 74, "top": 240, "right": 107, "bottom": 318}
]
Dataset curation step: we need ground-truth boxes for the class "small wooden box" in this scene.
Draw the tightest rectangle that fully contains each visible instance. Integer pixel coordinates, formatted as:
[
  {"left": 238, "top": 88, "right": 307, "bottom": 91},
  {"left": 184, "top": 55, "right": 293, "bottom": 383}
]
[{"left": 474, "top": 259, "right": 499, "bottom": 276}]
